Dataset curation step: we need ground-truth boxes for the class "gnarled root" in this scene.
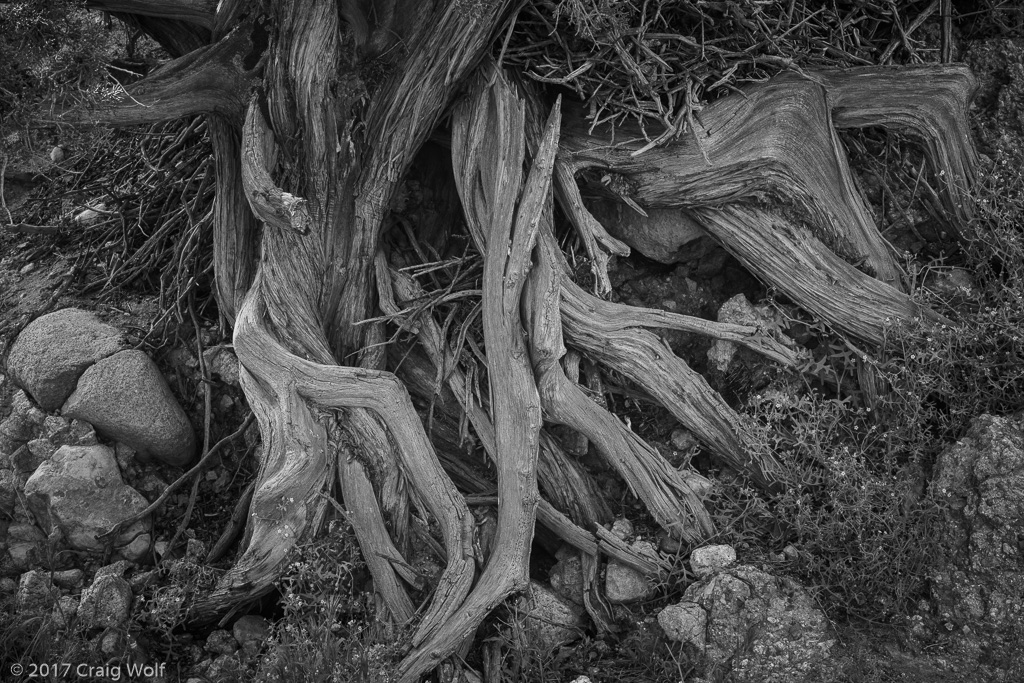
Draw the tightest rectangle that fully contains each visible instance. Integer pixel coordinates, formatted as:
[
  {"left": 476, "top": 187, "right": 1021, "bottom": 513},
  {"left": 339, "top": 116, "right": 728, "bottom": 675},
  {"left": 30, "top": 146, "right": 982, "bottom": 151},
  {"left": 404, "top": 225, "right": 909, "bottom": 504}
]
[
  {"left": 190, "top": 284, "right": 476, "bottom": 655},
  {"left": 560, "top": 73, "right": 903, "bottom": 287}
]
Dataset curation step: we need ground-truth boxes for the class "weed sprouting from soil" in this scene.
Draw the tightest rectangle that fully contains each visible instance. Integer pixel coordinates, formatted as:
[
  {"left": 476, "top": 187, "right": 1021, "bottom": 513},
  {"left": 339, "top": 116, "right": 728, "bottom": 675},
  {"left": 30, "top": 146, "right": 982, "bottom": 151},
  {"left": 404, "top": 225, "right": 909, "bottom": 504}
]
[{"left": 253, "top": 519, "right": 407, "bottom": 683}]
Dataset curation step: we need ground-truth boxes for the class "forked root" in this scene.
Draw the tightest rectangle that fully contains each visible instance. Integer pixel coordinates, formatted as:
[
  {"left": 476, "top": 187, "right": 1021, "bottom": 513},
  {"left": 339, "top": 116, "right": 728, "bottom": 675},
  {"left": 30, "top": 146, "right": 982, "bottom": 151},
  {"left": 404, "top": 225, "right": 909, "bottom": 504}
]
[
  {"left": 526, "top": 217, "right": 716, "bottom": 540},
  {"left": 189, "top": 283, "right": 476, "bottom": 664}
]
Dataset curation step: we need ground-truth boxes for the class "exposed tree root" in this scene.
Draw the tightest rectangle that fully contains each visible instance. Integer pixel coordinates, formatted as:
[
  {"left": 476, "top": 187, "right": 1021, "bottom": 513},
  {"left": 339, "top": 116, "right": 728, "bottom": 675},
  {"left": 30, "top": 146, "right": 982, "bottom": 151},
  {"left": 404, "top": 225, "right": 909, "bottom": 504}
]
[
  {"left": 208, "top": 117, "right": 258, "bottom": 322},
  {"left": 557, "top": 65, "right": 977, "bottom": 346},
  {"left": 394, "top": 66, "right": 552, "bottom": 683},
  {"left": 336, "top": 455, "right": 416, "bottom": 623},
  {"left": 690, "top": 205, "right": 943, "bottom": 344},
  {"left": 207, "top": 286, "right": 476, "bottom": 658},
  {"left": 560, "top": 73, "right": 904, "bottom": 287},
  {"left": 393, "top": 346, "right": 612, "bottom": 532},
  {"left": 817, "top": 65, "right": 979, "bottom": 232},
  {"left": 526, "top": 223, "right": 716, "bottom": 538}
]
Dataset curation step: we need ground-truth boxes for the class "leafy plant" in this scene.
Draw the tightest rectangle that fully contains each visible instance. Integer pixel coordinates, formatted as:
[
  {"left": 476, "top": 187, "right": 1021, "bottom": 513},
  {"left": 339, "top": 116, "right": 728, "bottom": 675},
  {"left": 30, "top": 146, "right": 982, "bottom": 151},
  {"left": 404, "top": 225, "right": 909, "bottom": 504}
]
[{"left": 254, "top": 518, "right": 406, "bottom": 683}]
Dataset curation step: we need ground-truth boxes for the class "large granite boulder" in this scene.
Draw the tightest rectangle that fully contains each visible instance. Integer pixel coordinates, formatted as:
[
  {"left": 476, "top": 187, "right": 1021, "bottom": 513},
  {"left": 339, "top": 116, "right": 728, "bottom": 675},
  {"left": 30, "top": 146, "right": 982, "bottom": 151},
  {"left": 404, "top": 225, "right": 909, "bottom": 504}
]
[
  {"left": 931, "top": 413, "right": 1024, "bottom": 679},
  {"left": 660, "top": 565, "right": 835, "bottom": 682},
  {"left": 62, "top": 350, "right": 196, "bottom": 466},
  {"left": 6, "top": 309, "right": 125, "bottom": 411},
  {"left": 23, "top": 444, "right": 151, "bottom": 561}
]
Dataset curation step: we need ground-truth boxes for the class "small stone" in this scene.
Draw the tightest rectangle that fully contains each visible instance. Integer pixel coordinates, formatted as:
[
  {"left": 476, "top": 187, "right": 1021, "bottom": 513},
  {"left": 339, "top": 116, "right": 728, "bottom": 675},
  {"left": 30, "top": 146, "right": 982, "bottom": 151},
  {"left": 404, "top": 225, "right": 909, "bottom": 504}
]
[
  {"left": 216, "top": 394, "right": 235, "bottom": 414},
  {"left": 708, "top": 294, "right": 775, "bottom": 372},
  {"left": 515, "top": 581, "right": 585, "bottom": 651},
  {"left": 606, "top": 541, "right": 657, "bottom": 604},
  {"left": 100, "top": 630, "right": 126, "bottom": 656},
  {"left": 657, "top": 529, "right": 684, "bottom": 555},
  {"left": 680, "top": 470, "right": 713, "bottom": 498},
  {"left": 233, "top": 614, "right": 271, "bottom": 655},
  {"left": 56, "top": 420, "right": 99, "bottom": 448},
  {"left": 606, "top": 561, "right": 652, "bottom": 604},
  {"left": 51, "top": 568, "right": 85, "bottom": 589},
  {"left": 782, "top": 545, "right": 799, "bottom": 561},
  {"left": 78, "top": 573, "right": 132, "bottom": 629},
  {"left": 50, "top": 146, "right": 64, "bottom": 163},
  {"left": 19, "top": 263, "right": 35, "bottom": 275},
  {"left": 206, "top": 629, "right": 239, "bottom": 655},
  {"left": 205, "top": 654, "right": 241, "bottom": 679},
  {"left": 17, "top": 570, "right": 57, "bottom": 614},
  {"left": 0, "top": 414, "right": 34, "bottom": 458},
  {"left": 549, "top": 554, "right": 585, "bottom": 605},
  {"left": 203, "top": 345, "right": 241, "bottom": 387},
  {"left": 42, "top": 416, "right": 72, "bottom": 441},
  {"left": 670, "top": 428, "right": 699, "bottom": 452},
  {"left": 658, "top": 601, "right": 708, "bottom": 648},
  {"left": 73, "top": 203, "right": 108, "bottom": 227},
  {"left": 690, "top": 544, "right": 737, "bottom": 578},
  {"left": 925, "top": 267, "right": 978, "bottom": 302},
  {"left": 52, "top": 595, "right": 80, "bottom": 628},
  {"left": 186, "top": 538, "right": 206, "bottom": 562},
  {"left": 6, "top": 523, "right": 46, "bottom": 571},
  {"left": 610, "top": 518, "right": 633, "bottom": 540},
  {"left": 136, "top": 472, "right": 169, "bottom": 501},
  {"left": 114, "top": 442, "right": 139, "bottom": 471},
  {"left": 95, "top": 560, "right": 132, "bottom": 580},
  {"left": 13, "top": 438, "right": 56, "bottom": 473},
  {"left": 11, "top": 390, "right": 46, "bottom": 427}
]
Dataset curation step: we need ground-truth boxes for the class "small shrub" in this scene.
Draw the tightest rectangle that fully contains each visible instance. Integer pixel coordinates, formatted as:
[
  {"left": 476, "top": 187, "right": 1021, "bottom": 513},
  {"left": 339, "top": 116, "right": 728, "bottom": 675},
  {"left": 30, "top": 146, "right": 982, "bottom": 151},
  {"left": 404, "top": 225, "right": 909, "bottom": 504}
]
[
  {"left": 747, "top": 391, "right": 942, "bottom": 620},
  {"left": 254, "top": 519, "right": 405, "bottom": 683},
  {"left": 0, "top": 0, "right": 119, "bottom": 123},
  {"left": 749, "top": 147, "right": 1024, "bottom": 623}
]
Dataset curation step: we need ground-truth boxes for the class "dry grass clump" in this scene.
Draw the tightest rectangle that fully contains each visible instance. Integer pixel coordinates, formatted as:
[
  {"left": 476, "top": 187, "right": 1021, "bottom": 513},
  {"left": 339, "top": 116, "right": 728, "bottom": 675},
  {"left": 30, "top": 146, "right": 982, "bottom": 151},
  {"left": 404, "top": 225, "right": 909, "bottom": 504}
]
[{"left": 504, "top": 0, "right": 963, "bottom": 142}]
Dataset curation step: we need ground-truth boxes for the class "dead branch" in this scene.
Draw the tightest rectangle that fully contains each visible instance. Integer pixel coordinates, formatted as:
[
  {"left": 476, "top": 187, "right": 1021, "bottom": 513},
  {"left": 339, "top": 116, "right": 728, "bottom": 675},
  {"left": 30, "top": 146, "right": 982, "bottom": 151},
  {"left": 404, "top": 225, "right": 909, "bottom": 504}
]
[
  {"left": 63, "top": 25, "right": 259, "bottom": 126},
  {"left": 85, "top": 0, "right": 216, "bottom": 30}
]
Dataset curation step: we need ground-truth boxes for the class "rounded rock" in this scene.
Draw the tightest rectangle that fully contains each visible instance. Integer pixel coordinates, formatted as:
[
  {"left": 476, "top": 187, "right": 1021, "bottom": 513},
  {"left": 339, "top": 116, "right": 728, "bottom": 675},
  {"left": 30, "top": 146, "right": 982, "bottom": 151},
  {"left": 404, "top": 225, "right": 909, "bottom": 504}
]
[
  {"left": 62, "top": 350, "right": 196, "bottom": 466},
  {"left": 7, "top": 308, "right": 125, "bottom": 411},
  {"left": 690, "top": 544, "right": 737, "bottom": 578}
]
